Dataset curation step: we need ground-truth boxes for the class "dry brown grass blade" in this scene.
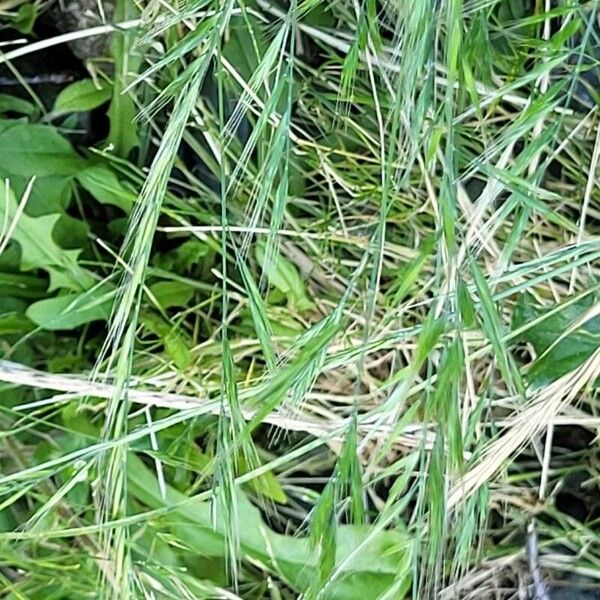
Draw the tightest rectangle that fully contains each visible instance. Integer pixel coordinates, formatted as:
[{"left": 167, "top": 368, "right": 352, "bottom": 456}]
[
  {"left": 0, "top": 359, "right": 327, "bottom": 432},
  {"left": 0, "top": 359, "right": 426, "bottom": 447},
  {"left": 448, "top": 348, "right": 600, "bottom": 509}
]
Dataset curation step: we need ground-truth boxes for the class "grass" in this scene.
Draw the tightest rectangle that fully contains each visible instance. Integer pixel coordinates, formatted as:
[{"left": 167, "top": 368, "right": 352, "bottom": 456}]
[{"left": 0, "top": 0, "right": 600, "bottom": 598}]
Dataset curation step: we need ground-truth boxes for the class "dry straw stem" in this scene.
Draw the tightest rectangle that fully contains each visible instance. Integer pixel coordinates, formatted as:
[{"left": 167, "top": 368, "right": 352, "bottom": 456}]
[
  {"left": 449, "top": 347, "right": 600, "bottom": 509},
  {"left": 0, "top": 359, "right": 428, "bottom": 447},
  {"left": 0, "top": 20, "right": 141, "bottom": 65},
  {"left": 0, "top": 358, "right": 311, "bottom": 426}
]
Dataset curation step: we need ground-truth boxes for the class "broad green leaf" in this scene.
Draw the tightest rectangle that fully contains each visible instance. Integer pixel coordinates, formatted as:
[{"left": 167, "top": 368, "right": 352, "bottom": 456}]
[
  {"left": 148, "top": 281, "right": 194, "bottom": 309},
  {"left": 0, "top": 175, "right": 72, "bottom": 217},
  {"left": 164, "top": 330, "right": 193, "bottom": 369},
  {"left": 53, "top": 214, "right": 90, "bottom": 250},
  {"left": 0, "top": 295, "right": 25, "bottom": 313},
  {"left": 256, "top": 241, "right": 314, "bottom": 312},
  {"left": 512, "top": 293, "right": 600, "bottom": 387},
  {"left": 269, "top": 309, "right": 303, "bottom": 336},
  {"left": 135, "top": 526, "right": 183, "bottom": 571},
  {"left": 0, "top": 94, "right": 37, "bottom": 117},
  {"left": 54, "top": 79, "right": 113, "bottom": 113},
  {"left": 0, "top": 120, "right": 17, "bottom": 136},
  {"left": 237, "top": 453, "right": 287, "bottom": 504},
  {"left": 0, "top": 272, "right": 46, "bottom": 298},
  {"left": 76, "top": 166, "right": 136, "bottom": 212},
  {"left": 128, "top": 454, "right": 411, "bottom": 598},
  {"left": 222, "top": 15, "right": 268, "bottom": 83},
  {"left": 301, "top": 1, "right": 335, "bottom": 27},
  {"left": 238, "top": 306, "right": 302, "bottom": 341},
  {"left": 26, "top": 286, "right": 115, "bottom": 330},
  {"left": 0, "top": 313, "right": 35, "bottom": 335},
  {"left": 11, "top": 3, "right": 37, "bottom": 34},
  {"left": 144, "top": 447, "right": 213, "bottom": 476},
  {"left": 0, "top": 123, "right": 87, "bottom": 177},
  {"left": 61, "top": 404, "right": 99, "bottom": 439},
  {"left": 154, "top": 239, "right": 209, "bottom": 272},
  {"left": 141, "top": 312, "right": 193, "bottom": 369},
  {"left": 107, "top": 0, "right": 141, "bottom": 156},
  {"left": 246, "top": 468, "right": 287, "bottom": 504},
  {"left": 21, "top": 176, "right": 72, "bottom": 216},
  {"left": 0, "top": 187, "right": 94, "bottom": 291}
]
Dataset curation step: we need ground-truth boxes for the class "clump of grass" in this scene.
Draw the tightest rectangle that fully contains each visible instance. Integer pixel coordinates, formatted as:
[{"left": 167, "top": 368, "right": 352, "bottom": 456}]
[{"left": 0, "top": 0, "right": 600, "bottom": 598}]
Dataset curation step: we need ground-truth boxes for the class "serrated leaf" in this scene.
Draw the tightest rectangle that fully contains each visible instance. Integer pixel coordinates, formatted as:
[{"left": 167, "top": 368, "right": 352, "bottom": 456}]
[
  {"left": 0, "top": 175, "right": 72, "bottom": 217},
  {"left": 76, "top": 166, "right": 136, "bottom": 212},
  {"left": 0, "top": 123, "right": 87, "bottom": 177},
  {"left": 54, "top": 79, "right": 113, "bottom": 113},
  {"left": 0, "top": 187, "right": 94, "bottom": 291},
  {"left": 53, "top": 214, "right": 90, "bottom": 250},
  {"left": 14, "top": 176, "right": 72, "bottom": 217}
]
